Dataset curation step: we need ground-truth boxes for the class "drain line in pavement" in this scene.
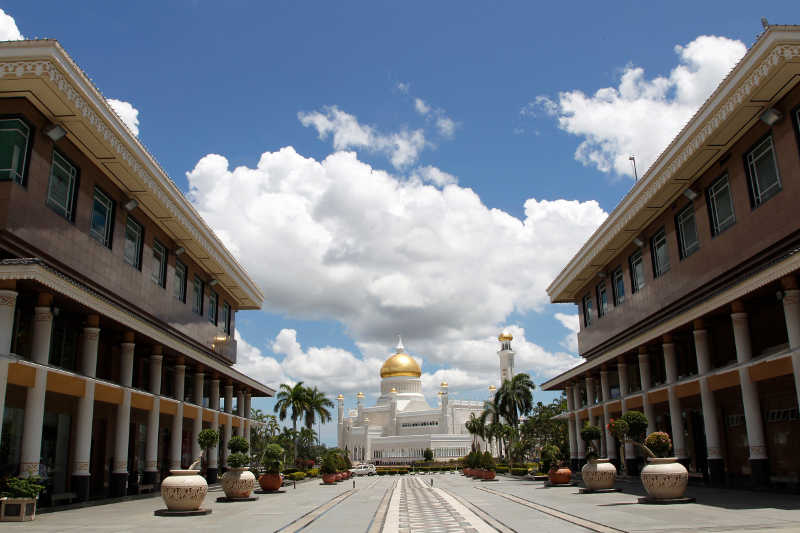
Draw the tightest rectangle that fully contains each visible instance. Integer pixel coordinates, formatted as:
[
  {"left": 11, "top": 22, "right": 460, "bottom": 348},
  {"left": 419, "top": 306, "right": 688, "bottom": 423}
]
[{"left": 273, "top": 488, "right": 357, "bottom": 533}]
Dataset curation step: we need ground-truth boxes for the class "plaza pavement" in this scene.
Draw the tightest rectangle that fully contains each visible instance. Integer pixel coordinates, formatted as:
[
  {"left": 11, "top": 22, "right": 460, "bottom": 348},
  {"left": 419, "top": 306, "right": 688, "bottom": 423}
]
[{"left": 6, "top": 473, "right": 800, "bottom": 533}]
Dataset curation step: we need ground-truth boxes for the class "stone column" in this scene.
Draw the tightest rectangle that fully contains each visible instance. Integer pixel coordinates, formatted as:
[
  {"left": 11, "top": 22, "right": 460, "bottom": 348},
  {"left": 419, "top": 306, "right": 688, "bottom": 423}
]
[
  {"left": 566, "top": 383, "right": 578, "bottom": 472},
  {"left": 244, "top": 391, "right": 252, "bottom": 447},
  {"left": 191, "top": 367, "right": 204, "bottom": 464},
  {"left": 662, "top": 335, "right": 689, "bottom": 469},
  {"left": 222, "top": 382, "right": 233, "bottom": 469},
  {"left": 337, "top": 395, "right": 344, "bottom": 448},
  {"left": 600, "top": 365, "right": 618, "bottom": 470},
  {"left": 110, "top": 332, "right": 135, "bottom": 497},
  {"left": 573, "top": 381, "right": 586, "bottom": 468},
  {"left": 638, "top": 347, "right": 656, "bottom": 435},
  {"left": 618, "top": 356, "right": 638, "bottom": 476},
  {"left": 731, "top": 301, "right": 770, "bottom": 487},
  {"left": 170, "top": 360, "right": 186, "bottom": 469},
  {"left": 143, "top": 346, "right": 163, "bottom": 486},
  {"left": 208, "top": 374, "right": 220, "bottom": 483},
  {"left": 72, "top": 315, "right": 100, "bottom": 501},
  {"left": 364, "top": 417, "right": 371, "bottom": 462},
  {"left": 780, "top": 277, "right": 800, "bottom": 414},
  {"left": 585, "top": 373, "right": 600, "bottom": 456},
  {"left": 235, "top": 389, "right": 244, "bottom": 436},
  {"left": 0, "top": 283, "right": 17, "bottom": 439},
  {"left": 19, "top": 293, "right": 54, "bottom": 478},
  {"left": 694, "top": 320, "right": 725, "bottom": 483}
]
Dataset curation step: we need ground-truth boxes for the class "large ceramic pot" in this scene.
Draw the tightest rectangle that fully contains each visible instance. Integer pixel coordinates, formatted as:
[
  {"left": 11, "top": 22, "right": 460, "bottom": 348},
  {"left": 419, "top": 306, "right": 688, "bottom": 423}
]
[
  {"left": 220, "top": 467, "right": 256, "bottom": 499},
  {"left": 475, "top": 469, "right": 484, "bottom": 478},
  {"left": 161, "top": 470, "right": 208, "bottom": 511},
  {"left": 322, "top": 473, "right": 337, "bottom": 484},
  {"left": 258, "top": 473, "right": 282, "bottom": 492},
  {"left": 343, "top": 471, "right": 350, "bottom": 479},
  {"left": 547, "top": 466, "right": 572, "bottom": 485},
  {"left": 483, "top": 470, "right": 496, "bottom": 480},
  {"left": 335, "top": 473, "right": 342, "bottom": 481},
  {"left": 581, "top": 458, "right": 617, "bottom": 490},
  {"left": 641, "top": 458, "right": 688, "bottom": 499}
]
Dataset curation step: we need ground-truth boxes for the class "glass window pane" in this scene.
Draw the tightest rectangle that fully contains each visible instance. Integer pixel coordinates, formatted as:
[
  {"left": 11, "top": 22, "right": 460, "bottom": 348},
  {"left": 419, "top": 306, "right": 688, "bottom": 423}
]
[
  {"left": 597, "top": 282, "right": 607, "bottom": 317},
  {"left": 124, "top": 218, "right": 142, "bottom": 268},
  {"left": 631, "top": 250, "right": 645, "bottom": 293},
  {"left": 678, "top": 206, "right": 699, "bottom": 258},
  {"left": 613, "top": 267, "right": 625, "bottom": 305},
  {"left": 208, "top": 291, "right": 218, "bottom": 324},
  {"left": 222, "top": 302, "right": 231, "bottom": 333},
  {"left": 193, "top": 276, "right": 203, "bottom": 315},
  {"left": 152, "top": 240, "right": 166, "bottom": 286},
  {"left": 47, "top": 152, "right": 76, "bottom": 219},
  {"left": 709, "top": 175, "right": 735, "bottom": 235},
  {"left": 583, "top": 294, "right": 593, "bottom": 327},
  {"left": 748, "top": 137, "right": 780, "bottom": 205},
  {"left": 174, "top": 261, "right": 186, "bottom": 302},
  {"left": 652, "top": 229, "right": 669, "bottom": 277},
  {"left": 0, "top": 119, "right": 29, "bottom": 183}
]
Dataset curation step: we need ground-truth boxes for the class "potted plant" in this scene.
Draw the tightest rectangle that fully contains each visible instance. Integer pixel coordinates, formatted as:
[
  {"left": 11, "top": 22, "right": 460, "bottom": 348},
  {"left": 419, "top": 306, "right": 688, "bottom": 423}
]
[
  {"left": 334, "top": 455, "right": 345, "bottom": 481},
  {"left": 220, "top": 436, "right": 256, "bottom": 499},
  {"left": 160, "top": 430, "right": 216, "bottom": 512},
  {"left": 579, "top": 422, "right": 617, "bottom": 490},
  {"left": 542, "top": 444, "right": 572, "bottom": 485},
  {"left": 461, "top": 455, "right": 469, "bottom": 475},
  {"left": 481, "top": 452, "right": 496, "bottom": 480},
  {"left": 320, "top": 453, "right": 337, "bottom": 484},
  {"left": 608, "top": 411, "right": 687, "bottom": 500},
  {"left": 0, "top": 476, "right": 44, "bottom": 522},
  {"left": 466, "top": 451, "right": 476, "bottom": 476},
  {"left": 258, "top": 444, "right": 285, "bottom": 492},
  {"left": 343, "top": 454, "right": 352, "bottom": 479}
]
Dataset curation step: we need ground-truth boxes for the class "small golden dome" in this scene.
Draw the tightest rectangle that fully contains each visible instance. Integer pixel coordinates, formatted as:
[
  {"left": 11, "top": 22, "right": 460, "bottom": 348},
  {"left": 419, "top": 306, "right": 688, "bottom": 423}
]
[
  {"left": 337, "top": 394, "right": 344, "bottom": 399},
  {"left": 438, "top": 391, "right": 442, "bottom": 396},
  {"left": 499, "top": 329, "right": 513, "bottom": 341},
  {"left": 390, "top": 388, "right": 397, "bottom": 393},
  {"left": 489, "top": 385, "right": 496, "bottom": 390},
  {"left": 357, "top": 392, "right": 364, "bottom": 398},
  {"left": 380, "top": 352, "right": 422, "bottom": 378},
  {"left": 441, "top": 381, "right": 448, "bottom": 387}
]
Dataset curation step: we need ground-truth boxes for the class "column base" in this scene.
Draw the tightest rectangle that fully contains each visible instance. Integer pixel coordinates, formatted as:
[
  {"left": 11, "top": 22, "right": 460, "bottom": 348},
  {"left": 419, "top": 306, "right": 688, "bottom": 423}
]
[
  {"left": 71, "top": 474, "right": 91, "bottom": 503},
  {"left": 610, "top": 457, "right": 621, "bottom": 473},
  {"left": 207, "top": 467, "right": 219, "bottom": 484},
  {"left": 570, "top": 458, "right": 579, "bottom": 472},
  {"left": 708, "top": 458, "right": 726, "bottom": 484},
  {"left": 750, "top": 458, "right": 771, "bottom": 488},
  {"left": 142, "top": 470, "right": 158, "bottom": 486},
  {"left": 110, "top": 472, "right": 128, "bottom": 498},
  {"left": 625, "top": 458, "right": 640, "bottom": 477}
]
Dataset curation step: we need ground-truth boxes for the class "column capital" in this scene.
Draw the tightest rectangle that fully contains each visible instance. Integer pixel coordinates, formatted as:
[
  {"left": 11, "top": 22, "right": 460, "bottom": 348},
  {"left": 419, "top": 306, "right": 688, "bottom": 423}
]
[
  {"left": 782, "top": 289, "right": 800, "bottom": 305},
  {"left": 663, "top": 343, "right": 676, "bottom": 355},
  {"left": 174, "top": 364, "right": 186, "bottom": 375},
  {"left": 693, "top": 329, "right": 709, "bottom": 342},
  {"left": 0, "top": 289, "right": 18, "bottom": 307},
  {"left": 732, "top": 312, "right": 749, "bottom": 326},
  {"left": 600, "top": 370, "right": 610, "bottom": 379},
  {"left": 34, "top": 306, "right": 53, "bottom": 322},
  {"left": 83, "top": 327, "right": 100, "bottom": 341},
  {"left": 638, "top": 353, "right": 650, "bottom": 364},
  {"left": 150, "top": 354, "right": 163, "bottom": 365}
]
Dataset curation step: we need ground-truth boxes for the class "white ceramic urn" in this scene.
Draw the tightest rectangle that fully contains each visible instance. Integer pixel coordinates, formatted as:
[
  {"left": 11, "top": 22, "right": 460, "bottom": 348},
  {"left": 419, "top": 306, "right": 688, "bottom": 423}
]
[
  {"left": 220, "top": 467, "right": 256, "bottom": 499},
  {"left": 160, "top": 470, "right": 208, "bottom": 511},
  {"left": 640, "top": 457, "right": 688, "bottom": 499},
  {"left": 581, "top": 458, "right": 617, "bottom": 490}
]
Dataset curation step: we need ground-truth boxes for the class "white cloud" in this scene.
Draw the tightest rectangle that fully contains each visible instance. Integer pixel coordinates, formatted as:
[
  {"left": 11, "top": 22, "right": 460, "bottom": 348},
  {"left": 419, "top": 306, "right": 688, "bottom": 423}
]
[
  {"left": 188, "top": 146, "right": 605, "bottom": 387},
  {"left": 554, "top": 313, "right": 580, "bottom": 353},
  {"left": 414, "top": 98, "right": 430, "bottom": 115},
  {"left": 396, "top": 83, "right": 410, "bottom": 94},
  {"left": 531, "top": 35, "right": 746, "bottom": 178},
  {"left": 106, "top": 99, "right": 140, "bottom": 136},
  {"left": 436, "top": 116, "right": 458, "bottom": 139},
  {"left": 0, "top": 9, "right": 23, "bottom": 41},
  {"left": 298, "top": 106, "right": 428, "bottom": 169}
]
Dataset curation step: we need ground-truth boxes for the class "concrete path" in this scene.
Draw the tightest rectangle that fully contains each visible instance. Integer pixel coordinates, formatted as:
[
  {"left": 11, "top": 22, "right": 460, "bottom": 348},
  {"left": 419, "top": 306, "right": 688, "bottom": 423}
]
[{"left": 7, "top": 473, "right": 800, "bottom": 533}]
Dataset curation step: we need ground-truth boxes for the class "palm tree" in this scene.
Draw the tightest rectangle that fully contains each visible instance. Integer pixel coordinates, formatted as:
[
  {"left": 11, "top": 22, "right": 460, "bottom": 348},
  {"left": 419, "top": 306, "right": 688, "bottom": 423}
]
[
  {"left": 496, "top": 373, "right": 536, "bottom": 428},
  {"left": 481, "top": 398, "right": 502, "bottom": 456},
  {"left": 277, "top": 426, "right": 298, "bottom": 463},
  {"left": 273, "top": 382, "right": 310, "bottom": 463},
  {"left": 304, "top": 386, "right": 334, "bottom": 451},
  {"left": 465, "top": 413, "right": 482, "bottom": 452}
]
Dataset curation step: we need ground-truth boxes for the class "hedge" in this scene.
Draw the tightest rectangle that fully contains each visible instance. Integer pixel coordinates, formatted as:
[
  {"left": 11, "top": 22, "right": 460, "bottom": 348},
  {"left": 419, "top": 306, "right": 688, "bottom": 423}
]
[
  {"left": 495, "top": 466, "right": 509, "bottom": 474},
  {"left": 510, "top": 468, "right": 528, "bottom": 476},
  {"left": 306, "top": 469, "right": 319, "bottom": 478},
  {"left": 284, "top": 472, "right": 305, "bottom": 481},
  {"left": 282, "top": 468, "right": 300, "bottom": 475},
  {"left": 376, "top": 469, "right": 409, "bottom": 476}
]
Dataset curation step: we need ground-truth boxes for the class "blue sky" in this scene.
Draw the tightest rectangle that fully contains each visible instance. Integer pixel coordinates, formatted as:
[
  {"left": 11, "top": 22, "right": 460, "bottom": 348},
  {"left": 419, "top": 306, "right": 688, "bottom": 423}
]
[{"left": 3, "top": 2, "right": 796, "bottom": 444}]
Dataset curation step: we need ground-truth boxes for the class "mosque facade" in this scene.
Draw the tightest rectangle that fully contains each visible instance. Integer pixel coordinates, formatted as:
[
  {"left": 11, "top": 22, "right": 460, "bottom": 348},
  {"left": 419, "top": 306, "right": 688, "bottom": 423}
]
[{"left": 337, "top": 331, "right": 515, "bottom": 464}]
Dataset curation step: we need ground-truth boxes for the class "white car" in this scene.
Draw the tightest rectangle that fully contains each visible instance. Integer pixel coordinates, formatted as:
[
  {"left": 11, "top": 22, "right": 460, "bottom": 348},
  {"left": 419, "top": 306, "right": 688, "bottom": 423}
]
[{"left": 350, "top": 464, "right": 377, "bottom": 476}]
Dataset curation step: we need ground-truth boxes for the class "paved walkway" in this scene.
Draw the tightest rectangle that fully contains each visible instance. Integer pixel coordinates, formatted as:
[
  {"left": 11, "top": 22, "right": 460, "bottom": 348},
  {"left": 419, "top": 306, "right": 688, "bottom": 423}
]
[{"left": 7, "top": 474, "right": 800, "bottom": 533}]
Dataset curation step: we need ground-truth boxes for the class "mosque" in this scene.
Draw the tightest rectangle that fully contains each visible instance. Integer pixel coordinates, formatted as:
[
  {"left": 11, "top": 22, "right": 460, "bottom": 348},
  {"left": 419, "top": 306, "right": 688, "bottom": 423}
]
[{"left": 337, "top": 330, "right": 515, "bottom": 464}]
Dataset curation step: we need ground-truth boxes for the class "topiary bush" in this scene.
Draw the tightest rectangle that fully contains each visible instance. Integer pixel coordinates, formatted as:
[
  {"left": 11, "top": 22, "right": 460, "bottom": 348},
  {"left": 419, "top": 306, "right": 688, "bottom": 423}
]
[
  {"left": 496, "top": 466, "right": 509, "bottom": 474},
  {"left": 580, "top": 422, "right": 602, "bottom": 461},
  {"left": 510, "top": 468, "right": 528, "bottom": 476},
  {"left": 227, "top": 452, "right": 250, "bottom": 468},
  {"left": 285, "top": 472, "right": 305, "bottom": 481},
  {"left": 198, "top": 429, "right": 221, "bottom": 451},
  {"left": 228, "top": 435, "right": 250, "bottom": 455},
  {"left": 2, "top": 476, "right": 45, "bottom": 499},
  {"left": 645, "top": 431, "right": 672, "bottom": 457},
  {"left": 481, "top": 451, "right": 496, "bottom": 471},
  {"left": 306, "top": 468, "right": 319, "bottom": 478},
  {"left": 261, "top": 443, "right": 284, "bottom": 474}
]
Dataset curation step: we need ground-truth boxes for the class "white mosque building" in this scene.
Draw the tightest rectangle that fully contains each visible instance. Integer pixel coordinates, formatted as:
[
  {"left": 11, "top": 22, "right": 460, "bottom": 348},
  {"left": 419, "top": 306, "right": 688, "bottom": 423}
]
[{"left": 337, "top": 330, "right": 516, "bottom": 464}]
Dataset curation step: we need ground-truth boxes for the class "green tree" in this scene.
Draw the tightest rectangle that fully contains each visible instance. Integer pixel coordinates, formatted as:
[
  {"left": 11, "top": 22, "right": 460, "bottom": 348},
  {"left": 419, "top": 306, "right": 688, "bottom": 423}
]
[
  {"left": 273, "top": 382, "right": 311, "bottom": 463},
  {"left": 496, "top": 373, "right": 536, "bottom": 428},
  {"left": 304, "top": 386, "right": 334, "bottom": 450},
  {"left": 465, "top": 413, "right": 483, "bottom": 452},
  {"left": 424, "top": 448, "right": 433, "bottom": 462}
]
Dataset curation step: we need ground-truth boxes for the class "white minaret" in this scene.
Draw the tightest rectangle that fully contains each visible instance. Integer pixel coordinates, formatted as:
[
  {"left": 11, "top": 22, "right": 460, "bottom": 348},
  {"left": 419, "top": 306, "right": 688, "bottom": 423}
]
[
  {"left": 440, "top": 382, "right": 450, "bottom": 434},
  {"left": 337, "top": 394, "right": 345, "bottom": 449},
  {"left": 498, "top": 328, "right": 515, "bottom": 384}
]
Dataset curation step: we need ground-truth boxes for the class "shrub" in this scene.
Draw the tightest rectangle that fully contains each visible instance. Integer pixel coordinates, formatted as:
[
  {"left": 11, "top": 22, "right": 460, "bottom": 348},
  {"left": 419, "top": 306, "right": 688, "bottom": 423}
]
[
  {"left": 306, "top": 459, "right": 316, "bottom": 469},
  {"left": 227, "top": 452, "right": 249, "bottom": 468},
  {"left": 481, "top": 451, "right": 495, "bottom": 471},
  {"left": 2, "top": 476, "right": 45, "bottom": 499},
  {"left": 645, "top": 431, "right": 672, "bottom": 456},
  {"left": 541, "top": 444, "right": 560, "bottom": 472},
  {"left": 285, "top": 472, "right": 305, "bottom": 481},
  {"left": 283, "top": 468, "right": 299, "bottom": 475},
  {"left": 344, "top": 455, "right": 353, "bottom": 469},
  {"left": 620, "top": 411, "right": 649, "bottom": 441},
  {"left": 261, "top": 444, "right": 284, "bottom": 474},
  {"left": 228, "top": 435, "right": 250, "bottom": 455},
  {"left": 398, "top": 469, "right": 408, "bottom": 475},
  {"left": 377, "top": 470, "right": 387, "bottom": 476},
  {"left": 496, "top": 466, "right": 509, "bottom": 474},
  {"left": 424, "top": 448, "right": 434, "bottom": 462},
  {"left": 466, "top": 451, "right": 476, "bottom": 469},
  {"left": 510, "top": 468, "right": 528, "bottom": 476},
  {"left": 306, "top": 468, "right": 319, "bottom": 478},
  {"left": 198, "top": 429, "right": 221, "bottom": 450}
]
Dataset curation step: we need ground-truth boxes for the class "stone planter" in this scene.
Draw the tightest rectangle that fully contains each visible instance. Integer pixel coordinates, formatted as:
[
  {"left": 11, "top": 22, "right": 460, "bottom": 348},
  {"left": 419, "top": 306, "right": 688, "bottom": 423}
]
[
  {"left": 258, "top": 473, "right": 282, "bottom": 492},
  {"left": 322, "top": 473, "right": 337, "bottom": 484},
  {"left": 0, "top": 498, "right": 37, "bottom": 522},
  {"left": 220, "top": 467, "right": 256, "bottom": 499},
  {"left": 160, "top": 470, "right": 208, "bottom": 512},
  {"left": 581, "top": 458, "right": 617, "bottom": 490},
  {"left": 547, "top": 466, "right": 572, "bottom": 485},
  {"left": 483, "top": 470, "right": 496, "bottom": 480},
  {"left": 641, "top": 458, "right": 688, "bottom": 499},
  {"left": 335, "top": 473, "right": 342, "bottom": 482}
]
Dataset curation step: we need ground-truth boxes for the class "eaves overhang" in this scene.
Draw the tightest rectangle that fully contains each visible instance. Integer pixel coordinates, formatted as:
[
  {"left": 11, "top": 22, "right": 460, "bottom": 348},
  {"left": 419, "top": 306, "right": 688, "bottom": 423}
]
[
  {"left": 547, "top": 26, "right": 800, "bottom": 304},
  {"left": 0, "top": 40, "right": 265, "bottom": 310}
]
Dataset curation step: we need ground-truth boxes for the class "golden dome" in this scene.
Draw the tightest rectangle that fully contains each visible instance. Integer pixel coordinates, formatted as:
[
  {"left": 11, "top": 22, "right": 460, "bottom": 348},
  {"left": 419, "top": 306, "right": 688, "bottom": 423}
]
[
  {"left": 441, "top": 381, "right": 448, "bottom": 387},
  {"left": 337, "top": 394, "right": 344, "bottom": 399},
  {"left": 499, "top": 329, "right": 513, "bottom": 341},
  {"left": 357, "top": 392, "right": 364, "bottom": 398},
  {"left": 380, "top": 352, "right": 421, "bottom": 378},
  {"left": 390, "top": 388, "right": 397, "bottom": 393},
  {"left": 489, "top": 385, "right": 496, "bottom": 390}
]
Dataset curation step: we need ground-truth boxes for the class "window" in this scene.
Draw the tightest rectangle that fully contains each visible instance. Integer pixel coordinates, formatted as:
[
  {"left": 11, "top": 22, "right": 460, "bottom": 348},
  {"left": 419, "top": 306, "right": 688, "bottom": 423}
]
[
  {"left": 630, "top": 249, "right": 645, "bottom": 293},
  {"left": 746, "top": 136, "right": 781, "bottom": 206},
  {"left": 49, "top": 323, "right": 78, "bottom": 371},
  {"left": 596, "top": 281, "right": 608, "bottom": 317},
  {"left": 90, "top": 188, "right": 113, "bottom": 247},
  {"left": 707, "top": 174, "right": 735, "bottom": 235},
  {"left": 151, "top": 239, "right": 167, "bottom": 287},
  {"left": 173, "top": 260, "right": 187, "bottom": 302},
  {"left": 0, "top": 118, "right": 30, "bottom": 184},
  {"left": 222, "top": 301, "right": 231, "bottom": 334},
  {"left": 47, "top": 151, "right": 77, "bottom": 220},
  {"left": 612, "top": 267, "right": 625, "bottom": 305},
  {"left": 208, "top": 290, "right": 218, "bottom": 325},
  {"left": 192, "top": 276, "right": 204, "bottom": 315},
  {"left": 123, "top": 217, "right": 143, "bottom": 269},
  {"left": 676, "top": 204, "right": 699, "bottom": 259},
  {"left": 650, "top": 228, "right": 670, "bottom": 278},
  {"left": 582, "top": 294, "right": 593, "bottom": 327}
]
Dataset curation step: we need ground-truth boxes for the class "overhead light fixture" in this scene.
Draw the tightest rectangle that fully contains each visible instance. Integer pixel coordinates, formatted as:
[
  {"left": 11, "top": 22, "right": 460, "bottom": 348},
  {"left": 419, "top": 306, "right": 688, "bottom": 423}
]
[
  {"left": 761, "top": 17, "right": 770, "bottom": 31},
  {"left": 596, "top": 271, "right": 607, "bottom": 278},
  {"left": 632, "top": 237, "right": 645, "bottom": 248},
  {"left": 760, "top": 108, "right": 783, "bottom": 127},
  {"left": 776, "top": 290, "right": 785, "bottom": 301},
  {"left": 43, "top": 124, "right": 67, "bottom": 142},
  {"left": 173, "top": 246, "right": 185, "bottom": 256},
  {"left": 209, "top": 279, "right": 219, "bottom": 287},
  {"left": 682, "top": 187, "right": 699, "bottom": 201},
  {"left": 122, "top": 199, "right": 138, "bottom": 211}
]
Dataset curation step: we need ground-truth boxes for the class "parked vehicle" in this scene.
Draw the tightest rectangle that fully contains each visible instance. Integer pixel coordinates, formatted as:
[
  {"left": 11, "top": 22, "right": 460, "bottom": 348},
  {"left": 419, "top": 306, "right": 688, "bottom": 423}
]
[{"left": 350, "top": 464, "right": 377, "bottom": 476}]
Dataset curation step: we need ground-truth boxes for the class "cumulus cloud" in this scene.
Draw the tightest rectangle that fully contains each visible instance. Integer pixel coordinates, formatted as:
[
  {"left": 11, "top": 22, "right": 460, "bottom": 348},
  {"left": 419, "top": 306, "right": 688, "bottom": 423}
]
[
  {"left": 531, "top": 35, "right": 746, "bottom": 178},
  {"left": 189, "top": 146, "right": 604, "bottom": 386},
  {"left": 0, "top": 9, "right": 23, "bottom": 41},
  {"left": 298, "top": 106, "right": 427, "bottom": 169},
  {"left": 554, "top": 313, "right": 580, "bottom": 353},
  {"left": 415, "top": 98, "right": 430, "bottom": 115},
  {"left": 436, "top": 116, "right": 458, "bottom": 139},
  {"left": 107, "top": 99, "right": 140, "bottom": 136}
]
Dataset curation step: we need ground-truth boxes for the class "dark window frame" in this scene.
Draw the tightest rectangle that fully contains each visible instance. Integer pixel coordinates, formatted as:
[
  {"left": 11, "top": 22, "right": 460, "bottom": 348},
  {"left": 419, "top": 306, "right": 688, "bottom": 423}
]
[
  {"left": 629, "top": 249, "right": 646, "bottom": 294},
  {"left": 222, "top": 301, "right": 231, "bottom": 334},
  {"left": 612, "top": 266, "right": 625, "bottom": 306},
  {"left": 706, "top": 172, "right": 736, "bottom": 237},
  {"left": 743, "top": 132, "right": 782, "bottom": 208},
  {"left": 650, "top": 227, "right": 670, "bottom": 278},
  {"left": 675, "top": 203, "right": 700, "bottom": 260},
  {"left": 596, "top": 280, "right": 608, "bottom": 318},
  {"left": 123, "top": 215, "right": 144, "bottom": 270},
  {"left": 582, "top": 293, "right": 593, "bottom": 328},
  {"left": 151, "top": 238, "right": 167, "bottom": 288},
  {"left": 208, "top": 290, "right": 218, "bottom": 325},
  {"left": 173, "top": 260, "right": 187, "bottom": 303},
  {"left": 89, "top": 185, "right": 115, "bottom": 248},
  {"left": 46, "top": 149, "right": 80, "bottom": 222},
  {"left": 192, "top": 275, "right": 204, "bottom": 315},
  {"left": 0, "top": 114, "right": 35, "bottom": 187}
]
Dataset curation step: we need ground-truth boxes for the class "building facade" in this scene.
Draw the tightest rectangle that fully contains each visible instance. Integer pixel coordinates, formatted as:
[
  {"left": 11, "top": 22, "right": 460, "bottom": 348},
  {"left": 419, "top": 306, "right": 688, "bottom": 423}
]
[
  {"left": 543, "top": 27, "right": 800, "bottom": 489},
  {"left": 0, "top": 40, "right": 273, "bottom": 503},
  {"left": 337, "top": 334, "right": 515, "bottom": 463}
]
